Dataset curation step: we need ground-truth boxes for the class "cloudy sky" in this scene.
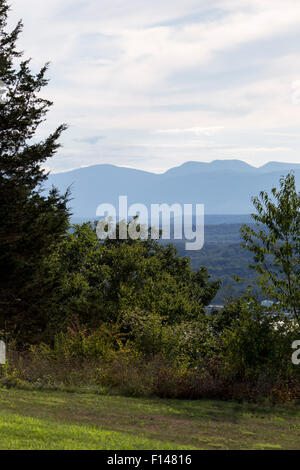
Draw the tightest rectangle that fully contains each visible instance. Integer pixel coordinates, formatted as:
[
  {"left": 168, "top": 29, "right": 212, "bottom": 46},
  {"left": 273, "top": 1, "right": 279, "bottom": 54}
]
[{"left": 8, "top": 0, "right": 300, "bottom": 173}]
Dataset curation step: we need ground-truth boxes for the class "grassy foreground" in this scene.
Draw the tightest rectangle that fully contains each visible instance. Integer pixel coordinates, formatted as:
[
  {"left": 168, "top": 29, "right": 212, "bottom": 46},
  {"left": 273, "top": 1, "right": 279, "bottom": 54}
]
[{"left": 0, "top": 388, "right": 299, "bottom": 450}]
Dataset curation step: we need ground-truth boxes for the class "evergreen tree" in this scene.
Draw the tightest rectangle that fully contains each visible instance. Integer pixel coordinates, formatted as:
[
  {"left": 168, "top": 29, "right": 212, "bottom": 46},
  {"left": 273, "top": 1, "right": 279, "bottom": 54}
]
[
  {"left": 241, "top": 173, "right": 300, "bottom": 320},
  {"left": 0, "top": 1, "right": 70, "bottom": 343}
]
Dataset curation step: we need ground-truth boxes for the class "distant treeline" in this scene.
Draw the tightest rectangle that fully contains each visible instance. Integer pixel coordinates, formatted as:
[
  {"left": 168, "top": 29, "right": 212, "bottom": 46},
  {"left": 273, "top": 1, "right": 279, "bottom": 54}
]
[{"left": 174, "top": 241, "right": 257, "bottom": 303}]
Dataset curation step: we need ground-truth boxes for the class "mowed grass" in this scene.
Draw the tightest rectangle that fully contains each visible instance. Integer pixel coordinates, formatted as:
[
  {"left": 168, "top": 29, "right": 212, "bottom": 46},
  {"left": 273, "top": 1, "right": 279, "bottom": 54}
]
[{"left": 0, "top": 388, "right": 299, "bottom": 449}]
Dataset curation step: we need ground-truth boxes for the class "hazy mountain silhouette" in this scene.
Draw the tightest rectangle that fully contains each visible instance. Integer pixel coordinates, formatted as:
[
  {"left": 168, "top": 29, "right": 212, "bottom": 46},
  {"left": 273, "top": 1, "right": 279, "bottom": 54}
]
[{"left": 45, "top": 160, "right": 300, "bottom": 218}]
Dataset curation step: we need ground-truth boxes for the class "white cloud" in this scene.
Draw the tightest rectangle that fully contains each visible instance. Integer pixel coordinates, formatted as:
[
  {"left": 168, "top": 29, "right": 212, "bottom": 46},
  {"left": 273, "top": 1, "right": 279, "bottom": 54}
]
[
  {"left": 7, "top": 0, "right": 300, "bottom": 171},
  {"left": 156, "top": 127, "right": 224, "bottom": 136},
  {"left": 291, "top": 80, "right": 300, "bottom": 105},
  {"left": 221, "top": 146, "right": 292, "bottom": 153}
]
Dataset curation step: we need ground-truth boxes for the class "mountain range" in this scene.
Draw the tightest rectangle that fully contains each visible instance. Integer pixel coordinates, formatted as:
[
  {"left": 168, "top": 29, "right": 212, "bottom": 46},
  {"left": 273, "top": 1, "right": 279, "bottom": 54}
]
[{"left": 44, "top": 160, "right": 300, "bottom": 219}]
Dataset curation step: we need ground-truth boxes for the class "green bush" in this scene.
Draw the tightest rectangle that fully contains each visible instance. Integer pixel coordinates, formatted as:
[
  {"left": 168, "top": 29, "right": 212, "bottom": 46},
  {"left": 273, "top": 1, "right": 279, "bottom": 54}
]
[
  {"left": 30, "top": 319, "right": 127, "bottom": 362},
  {"left": 121, "top": 308, "right": 214, "bottom": 367},
  {"left": 218, "top": 299, "right": 300, "bottom": 381}
]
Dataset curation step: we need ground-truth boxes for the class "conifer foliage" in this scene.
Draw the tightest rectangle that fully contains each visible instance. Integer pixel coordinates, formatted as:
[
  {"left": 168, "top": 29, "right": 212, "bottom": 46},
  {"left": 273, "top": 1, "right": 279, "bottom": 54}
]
[{"left": 0, "top": 1, "right": 70, "bottom": 342}]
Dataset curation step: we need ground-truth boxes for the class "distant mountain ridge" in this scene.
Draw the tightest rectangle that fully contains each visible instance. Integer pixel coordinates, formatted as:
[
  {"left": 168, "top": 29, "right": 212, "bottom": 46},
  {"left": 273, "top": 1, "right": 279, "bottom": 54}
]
[
  {"left": 163, "top": 160, "right": 300, "bottom": 177},
  {"left": 45, "top": 160, "right": 300, "bottom": 218}
]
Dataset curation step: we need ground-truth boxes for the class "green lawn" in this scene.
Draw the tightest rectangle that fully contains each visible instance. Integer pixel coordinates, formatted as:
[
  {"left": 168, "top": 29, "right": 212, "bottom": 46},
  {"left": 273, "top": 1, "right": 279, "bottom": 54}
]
[{"left": 0, "top": 388, "right": 299, "bottom": 449}]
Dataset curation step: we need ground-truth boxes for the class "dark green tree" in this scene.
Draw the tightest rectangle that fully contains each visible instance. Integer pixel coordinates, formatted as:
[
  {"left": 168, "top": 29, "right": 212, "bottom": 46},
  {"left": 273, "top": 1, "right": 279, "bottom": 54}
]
[
  {"left": 0, "top": 1, "right": 70, "bottom": 343},
  {"left": 241, "top": 173, "right": 299, "bottom": 320},
  {"left": 46, "top": 221, "right": 220, "bottom": 333}
]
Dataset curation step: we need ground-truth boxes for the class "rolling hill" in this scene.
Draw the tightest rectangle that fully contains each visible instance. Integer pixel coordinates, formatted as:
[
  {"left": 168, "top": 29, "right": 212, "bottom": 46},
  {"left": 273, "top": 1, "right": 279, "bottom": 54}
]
[{"left": 44, "top": 160, "right": 300, "bottom": 218}]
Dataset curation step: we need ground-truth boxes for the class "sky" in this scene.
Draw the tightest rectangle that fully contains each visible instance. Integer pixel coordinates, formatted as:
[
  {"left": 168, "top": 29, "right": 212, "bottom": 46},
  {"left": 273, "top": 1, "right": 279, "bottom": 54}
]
[{"left": 7, "top": 0, "right": 300, "bottom": 173}]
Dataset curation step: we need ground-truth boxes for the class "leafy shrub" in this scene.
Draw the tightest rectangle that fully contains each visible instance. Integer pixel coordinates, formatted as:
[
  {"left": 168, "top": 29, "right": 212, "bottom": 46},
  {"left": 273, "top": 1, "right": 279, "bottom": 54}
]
[
  {"left": 218, "top": 299, "right": 300, "bottom": 381},
  {"left": 30, "top": 316, "right": 127, "bottom": 362},
  {"left": 121, "top": 308, "right": 214, "bottom": 366}
]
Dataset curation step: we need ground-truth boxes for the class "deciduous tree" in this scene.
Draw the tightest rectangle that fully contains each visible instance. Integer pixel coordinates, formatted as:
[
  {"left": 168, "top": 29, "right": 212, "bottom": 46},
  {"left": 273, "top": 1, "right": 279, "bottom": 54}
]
[{"left": 241, "top": 173, "right": 299, "bottom": 320}]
